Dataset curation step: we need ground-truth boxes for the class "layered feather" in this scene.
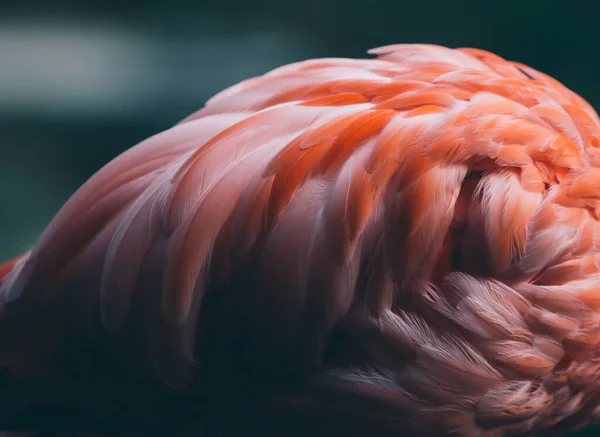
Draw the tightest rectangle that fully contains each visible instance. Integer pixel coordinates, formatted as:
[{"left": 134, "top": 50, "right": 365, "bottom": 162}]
[{"left": 1, "top": 43, "right": 600, "bottom": 436}]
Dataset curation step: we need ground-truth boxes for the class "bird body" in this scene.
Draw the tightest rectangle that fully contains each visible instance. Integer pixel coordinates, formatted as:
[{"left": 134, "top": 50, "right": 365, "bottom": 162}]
[{"left": 1, "top": 44, "right": 600, "bottom": 436}]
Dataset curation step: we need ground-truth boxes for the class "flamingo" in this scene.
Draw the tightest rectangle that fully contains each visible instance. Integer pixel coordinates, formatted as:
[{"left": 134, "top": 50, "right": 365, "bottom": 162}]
[{"left": 1, "top": 43, "right": 600, "bottom": 437}]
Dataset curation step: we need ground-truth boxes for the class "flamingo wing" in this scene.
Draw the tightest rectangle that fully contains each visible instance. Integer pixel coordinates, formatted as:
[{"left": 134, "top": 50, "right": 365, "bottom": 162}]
[{"left": 1, "top": 44, "right": 600, "bottom": 436}]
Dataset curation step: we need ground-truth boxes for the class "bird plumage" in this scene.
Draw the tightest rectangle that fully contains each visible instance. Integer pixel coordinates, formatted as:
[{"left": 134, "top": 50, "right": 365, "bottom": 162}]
[{"left": 1, "top": 43, "right": 600, "bottom": 436}]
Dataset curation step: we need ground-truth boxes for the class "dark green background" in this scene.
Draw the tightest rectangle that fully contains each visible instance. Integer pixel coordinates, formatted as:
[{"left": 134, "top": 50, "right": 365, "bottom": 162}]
[{"left": 0, "top": 2, "right": 599, "bottom": 435}]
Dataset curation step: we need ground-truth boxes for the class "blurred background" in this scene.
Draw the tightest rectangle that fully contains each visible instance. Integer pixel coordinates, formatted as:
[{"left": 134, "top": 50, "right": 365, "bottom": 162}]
[{"left": 0, "top": 1, "right": 599, "bottom": 436}]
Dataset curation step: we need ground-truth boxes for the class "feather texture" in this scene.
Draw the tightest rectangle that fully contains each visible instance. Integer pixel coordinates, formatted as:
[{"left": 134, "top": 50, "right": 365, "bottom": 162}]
[{"left": 1, "top": 43, "right": 600, "bottom": 436}]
